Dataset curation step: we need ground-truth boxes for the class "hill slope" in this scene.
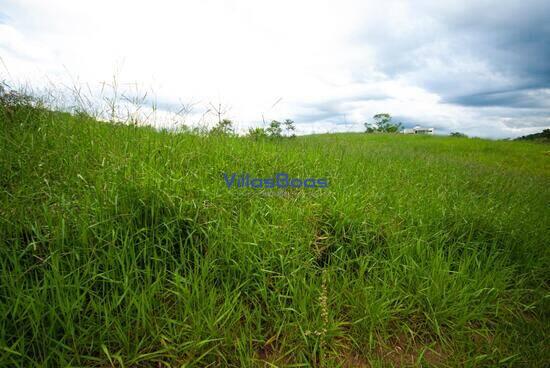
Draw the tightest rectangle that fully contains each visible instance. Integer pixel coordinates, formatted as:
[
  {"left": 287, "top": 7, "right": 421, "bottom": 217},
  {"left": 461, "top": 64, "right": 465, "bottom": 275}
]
[
  {"left": 514, "top": 128, "right": 550, "bottom": 143},
  {"left": 1, "top": 108, "right": 549, "bottom": 367}
]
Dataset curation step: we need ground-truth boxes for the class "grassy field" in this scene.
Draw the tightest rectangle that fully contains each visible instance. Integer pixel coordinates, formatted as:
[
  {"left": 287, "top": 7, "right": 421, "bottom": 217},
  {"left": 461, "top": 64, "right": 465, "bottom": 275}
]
[{"left": 1, "top": 106, "right": 549, "bottom": 367}]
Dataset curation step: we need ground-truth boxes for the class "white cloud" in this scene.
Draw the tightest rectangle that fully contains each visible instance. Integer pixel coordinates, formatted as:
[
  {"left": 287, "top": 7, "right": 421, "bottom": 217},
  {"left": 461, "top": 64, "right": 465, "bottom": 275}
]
[{"left": 0, "top": 0, "right": 548, "bottom": 138}]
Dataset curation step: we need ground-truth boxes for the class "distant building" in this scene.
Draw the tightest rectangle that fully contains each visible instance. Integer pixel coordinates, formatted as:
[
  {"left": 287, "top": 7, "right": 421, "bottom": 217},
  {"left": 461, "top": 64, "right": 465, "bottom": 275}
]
[{"left": 402, "top": 126, "right": 434, "bottom": 135}]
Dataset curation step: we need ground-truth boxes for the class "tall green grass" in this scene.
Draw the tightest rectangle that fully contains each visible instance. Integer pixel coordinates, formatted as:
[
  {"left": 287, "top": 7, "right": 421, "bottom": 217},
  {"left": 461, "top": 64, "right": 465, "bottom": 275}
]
[{"left": 1, "top": 106, "right": 549, "bottom": 367}]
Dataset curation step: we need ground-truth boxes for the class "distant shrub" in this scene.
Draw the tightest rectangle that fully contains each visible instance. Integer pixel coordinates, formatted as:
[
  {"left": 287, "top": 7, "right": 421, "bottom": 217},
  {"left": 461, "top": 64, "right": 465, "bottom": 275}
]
[
  {"left": 0, "top": 82, "right": 46, "bottom": 126},
  {"left": 73, "top": 108, "right": 95, "bottom": 121},
  {"left": 247, "top": 127, "right": 268, "bottom": 140},
  {"left": 176, "top": 124, "right": 190, "bottom": 134},
  {"left": 450, "top": 132, "right": 468, "bottom": 138}
]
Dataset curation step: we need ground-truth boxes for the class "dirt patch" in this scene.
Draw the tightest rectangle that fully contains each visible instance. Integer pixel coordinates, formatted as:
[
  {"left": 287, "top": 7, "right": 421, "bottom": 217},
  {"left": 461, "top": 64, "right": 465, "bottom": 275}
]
[
  {"left": 341, "top": 352, "right": 371, "bottom": 367},
  {"left": 375, "top": 334, "right": 447, "bottom": 367}
]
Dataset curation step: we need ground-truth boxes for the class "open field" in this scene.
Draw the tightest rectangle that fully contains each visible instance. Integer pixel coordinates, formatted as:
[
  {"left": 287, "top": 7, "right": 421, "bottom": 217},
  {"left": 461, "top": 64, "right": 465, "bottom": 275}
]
[{"left": 1, "top": 107, "right": 549, "bottom": 367}]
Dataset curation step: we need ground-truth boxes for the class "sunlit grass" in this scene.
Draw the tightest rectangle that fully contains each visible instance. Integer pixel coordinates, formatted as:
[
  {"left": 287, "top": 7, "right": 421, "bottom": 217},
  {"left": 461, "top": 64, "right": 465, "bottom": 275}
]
[{"left": 1, "top": 107, "right": 549, "bottom": 367}]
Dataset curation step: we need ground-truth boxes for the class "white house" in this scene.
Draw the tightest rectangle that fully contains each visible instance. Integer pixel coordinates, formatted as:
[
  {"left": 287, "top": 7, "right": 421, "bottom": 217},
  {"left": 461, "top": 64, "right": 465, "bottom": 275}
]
[{"left": 402, "top": 126, "right": 434, "bottom": 135}]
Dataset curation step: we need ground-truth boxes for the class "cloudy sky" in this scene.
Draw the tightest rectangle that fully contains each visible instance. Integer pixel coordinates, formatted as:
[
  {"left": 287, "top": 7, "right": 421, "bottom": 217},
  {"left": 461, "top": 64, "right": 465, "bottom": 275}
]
[{"left": 0, "top": 0, "right": 549, "bottom": 137}]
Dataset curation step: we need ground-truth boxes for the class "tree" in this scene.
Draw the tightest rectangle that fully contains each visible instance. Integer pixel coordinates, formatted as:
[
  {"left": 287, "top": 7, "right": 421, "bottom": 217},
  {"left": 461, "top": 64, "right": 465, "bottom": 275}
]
[
  {"left": 283, "top": 119, "right": 296, "bottom": 137},
  {"left": 365, "top": 124, "right": 377, "bottom": 133},
  {"left": 266, "top": 120, "right": 283, "bottom": 138},
  {"left": 210, "top": 118, "right": 234, "bottom": 135},
  {"left": 247, "top": 119, "right": 295, "bottom": 139},
  {"left": 365, "top": 113, "right": 402, "bottom": 133}
]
